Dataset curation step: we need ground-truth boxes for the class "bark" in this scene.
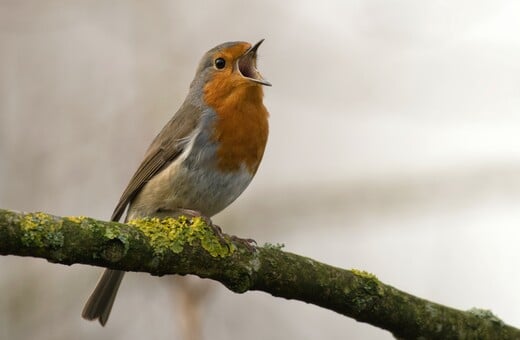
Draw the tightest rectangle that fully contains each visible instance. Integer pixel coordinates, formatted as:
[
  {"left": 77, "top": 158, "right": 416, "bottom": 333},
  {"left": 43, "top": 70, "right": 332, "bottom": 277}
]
[{"left": 0, "top": 208, "right": 517, "bottom": 339}]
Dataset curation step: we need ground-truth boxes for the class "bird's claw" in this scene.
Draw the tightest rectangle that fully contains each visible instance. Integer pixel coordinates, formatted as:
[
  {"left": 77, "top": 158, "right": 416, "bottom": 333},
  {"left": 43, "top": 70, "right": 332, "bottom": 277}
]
[{"left": 230, "top": 235, "right": 257, "bottom": 251}]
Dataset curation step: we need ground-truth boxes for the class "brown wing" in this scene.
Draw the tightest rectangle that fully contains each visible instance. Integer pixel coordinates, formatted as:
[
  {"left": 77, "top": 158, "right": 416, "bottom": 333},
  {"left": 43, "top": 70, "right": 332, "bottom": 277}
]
[{"left": 111, "top": 102, "right": 201, "bottom": 221}]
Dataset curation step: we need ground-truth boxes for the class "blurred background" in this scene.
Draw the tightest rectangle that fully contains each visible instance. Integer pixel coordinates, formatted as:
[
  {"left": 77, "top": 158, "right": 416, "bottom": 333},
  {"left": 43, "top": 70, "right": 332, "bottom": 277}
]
[{"left": 1, "top": 1, "right": 520, "bottom": 339}]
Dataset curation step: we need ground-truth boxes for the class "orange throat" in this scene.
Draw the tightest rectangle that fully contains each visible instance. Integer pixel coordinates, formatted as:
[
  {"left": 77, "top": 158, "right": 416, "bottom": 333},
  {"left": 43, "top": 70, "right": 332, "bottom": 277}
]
[{"left": 204, "top": 80, "right": 269, "bottom": 175}]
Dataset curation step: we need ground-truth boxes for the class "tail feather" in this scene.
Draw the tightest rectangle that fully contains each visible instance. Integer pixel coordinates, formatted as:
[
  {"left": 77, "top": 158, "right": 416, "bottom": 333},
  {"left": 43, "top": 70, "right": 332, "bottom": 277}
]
[{"left": 82, "top": 269, "right": 125, "bottom": 326}]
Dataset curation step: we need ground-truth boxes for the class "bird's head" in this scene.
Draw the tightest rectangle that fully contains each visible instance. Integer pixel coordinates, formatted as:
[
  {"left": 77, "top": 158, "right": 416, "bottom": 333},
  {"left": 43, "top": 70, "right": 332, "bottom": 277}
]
[{"left": 189, "top": 40, "right": 271, "bottom": 108}]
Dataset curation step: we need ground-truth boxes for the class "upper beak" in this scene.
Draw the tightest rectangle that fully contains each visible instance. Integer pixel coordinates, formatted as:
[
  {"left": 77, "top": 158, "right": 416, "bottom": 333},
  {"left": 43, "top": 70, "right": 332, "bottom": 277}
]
[{"left": 237, "top": 39, "right": 272, "bottom": 86}]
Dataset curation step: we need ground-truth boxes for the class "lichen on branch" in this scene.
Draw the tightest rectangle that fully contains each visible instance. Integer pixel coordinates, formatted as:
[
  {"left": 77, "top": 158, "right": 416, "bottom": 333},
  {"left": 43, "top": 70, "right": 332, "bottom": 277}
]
[{"left": 0, "top": 207, "right": 518, "bottom": 339}]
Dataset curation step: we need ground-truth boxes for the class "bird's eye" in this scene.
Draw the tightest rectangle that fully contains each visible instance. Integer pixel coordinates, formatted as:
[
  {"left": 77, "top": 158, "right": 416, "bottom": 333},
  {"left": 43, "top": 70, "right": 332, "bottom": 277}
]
[{"left": 214, "top": 58, "right": 226, "bottom": 69}]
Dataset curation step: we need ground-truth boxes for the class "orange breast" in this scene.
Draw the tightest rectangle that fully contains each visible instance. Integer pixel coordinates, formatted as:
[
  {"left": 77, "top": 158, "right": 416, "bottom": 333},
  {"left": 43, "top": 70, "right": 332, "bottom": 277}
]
[{"left": 203, "top": 78, "right": 269, "bottom": 175}]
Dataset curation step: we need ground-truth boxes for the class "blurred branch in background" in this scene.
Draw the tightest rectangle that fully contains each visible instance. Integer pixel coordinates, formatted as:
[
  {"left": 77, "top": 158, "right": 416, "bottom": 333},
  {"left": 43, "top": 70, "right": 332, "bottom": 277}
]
[{"left": 1, "top": 208, "right": 518, "bottom": 340}]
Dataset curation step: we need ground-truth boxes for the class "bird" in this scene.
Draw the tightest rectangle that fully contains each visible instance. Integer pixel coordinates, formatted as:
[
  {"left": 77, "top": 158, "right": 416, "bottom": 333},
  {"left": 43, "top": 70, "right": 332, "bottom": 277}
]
[{"left": 82, "top": 40, "right": 271, "bottom": 326}]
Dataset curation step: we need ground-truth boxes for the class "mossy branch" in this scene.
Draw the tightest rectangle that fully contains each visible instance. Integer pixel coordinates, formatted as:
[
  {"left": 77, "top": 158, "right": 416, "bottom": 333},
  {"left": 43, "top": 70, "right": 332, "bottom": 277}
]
[{"left": 0, "top": 208, "right": 517, "bottom": 339}]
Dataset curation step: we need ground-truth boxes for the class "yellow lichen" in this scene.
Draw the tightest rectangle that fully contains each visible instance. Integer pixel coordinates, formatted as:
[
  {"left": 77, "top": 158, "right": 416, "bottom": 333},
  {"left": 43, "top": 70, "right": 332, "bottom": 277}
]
[
  {"left": 351, "top": 269, "right": 378, "bottom": 280},
  {"left": 20, "top": 212, "right": 64, "bottom": 248},
  {"left": 65, "top": 216, "right": 87, "bottom": 224},
  {"left": 128, "top": 216, "right": 235, "bottom": 258}
]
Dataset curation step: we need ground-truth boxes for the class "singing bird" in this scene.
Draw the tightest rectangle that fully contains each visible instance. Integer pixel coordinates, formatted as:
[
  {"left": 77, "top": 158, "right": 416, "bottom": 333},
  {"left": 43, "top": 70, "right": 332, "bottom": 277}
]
[{"left": 82, "top": 40, "right": 271, "bottom": 325}]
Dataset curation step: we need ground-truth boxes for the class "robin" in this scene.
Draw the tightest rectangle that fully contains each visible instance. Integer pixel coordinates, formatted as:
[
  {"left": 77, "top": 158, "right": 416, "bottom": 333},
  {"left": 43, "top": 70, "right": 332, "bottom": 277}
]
[{"left": 82, "top": 40, "right": 270, "bottom": 325}]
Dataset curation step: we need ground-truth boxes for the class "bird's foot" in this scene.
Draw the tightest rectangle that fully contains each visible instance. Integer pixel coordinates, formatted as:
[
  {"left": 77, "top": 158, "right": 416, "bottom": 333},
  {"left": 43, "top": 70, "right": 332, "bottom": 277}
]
[
  {"left": 230, "top": 235, "right": 257, "bottom": 252},
  {"left": 157, "top": 208, "right": 227, "bottom": 243}
]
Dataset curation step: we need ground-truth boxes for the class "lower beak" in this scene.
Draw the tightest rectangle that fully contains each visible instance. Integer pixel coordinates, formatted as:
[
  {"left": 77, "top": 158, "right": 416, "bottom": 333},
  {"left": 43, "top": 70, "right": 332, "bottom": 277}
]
[{"left": 237, "top": 39, "right": 272, "bottom": 86}]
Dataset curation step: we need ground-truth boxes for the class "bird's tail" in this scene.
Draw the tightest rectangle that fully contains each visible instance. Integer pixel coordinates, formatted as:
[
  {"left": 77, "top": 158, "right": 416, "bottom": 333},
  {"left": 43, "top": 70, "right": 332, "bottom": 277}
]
[{"left": 82, "top": 269, "right": 125, "bottom": 326}]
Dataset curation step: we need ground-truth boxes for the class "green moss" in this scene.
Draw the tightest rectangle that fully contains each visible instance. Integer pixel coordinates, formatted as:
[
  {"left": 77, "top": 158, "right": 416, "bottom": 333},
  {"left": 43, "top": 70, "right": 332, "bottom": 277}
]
[
  {"left": 128, "top": 216, "right": 235, "bottom": 258},
  {"left": 263, "top": 242, "right": 285, "bottom": 250},
  {"left": 20, "top": 212, "right": 64, "bottom": 249},
  {"left": 103, "top": 223, "right": 130, "bottom": 254},
  {"left": 468, "top": 308, "right": 503, "bottom": 325},
  {"left": 348, "top": 268, "right": 385, "bottom": 312}
]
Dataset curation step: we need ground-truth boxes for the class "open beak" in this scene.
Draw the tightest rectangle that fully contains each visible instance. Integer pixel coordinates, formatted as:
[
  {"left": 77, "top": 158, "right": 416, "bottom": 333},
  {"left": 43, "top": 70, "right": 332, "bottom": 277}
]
[{"left": 237, "top": 39, "right": 272, "bottom": 86}]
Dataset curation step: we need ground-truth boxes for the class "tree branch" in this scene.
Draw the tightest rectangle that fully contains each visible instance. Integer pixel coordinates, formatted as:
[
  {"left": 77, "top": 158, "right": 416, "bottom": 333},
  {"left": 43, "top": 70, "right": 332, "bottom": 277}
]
[{"left": 0, "top": 207, "right": 517, "bottom": 339}]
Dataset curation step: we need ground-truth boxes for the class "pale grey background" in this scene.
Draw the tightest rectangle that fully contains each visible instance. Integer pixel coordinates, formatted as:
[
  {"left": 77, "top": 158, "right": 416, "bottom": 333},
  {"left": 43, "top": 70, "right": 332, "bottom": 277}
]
[{"left": 1, "top": 1, "right": 520, "bottom": 339}]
